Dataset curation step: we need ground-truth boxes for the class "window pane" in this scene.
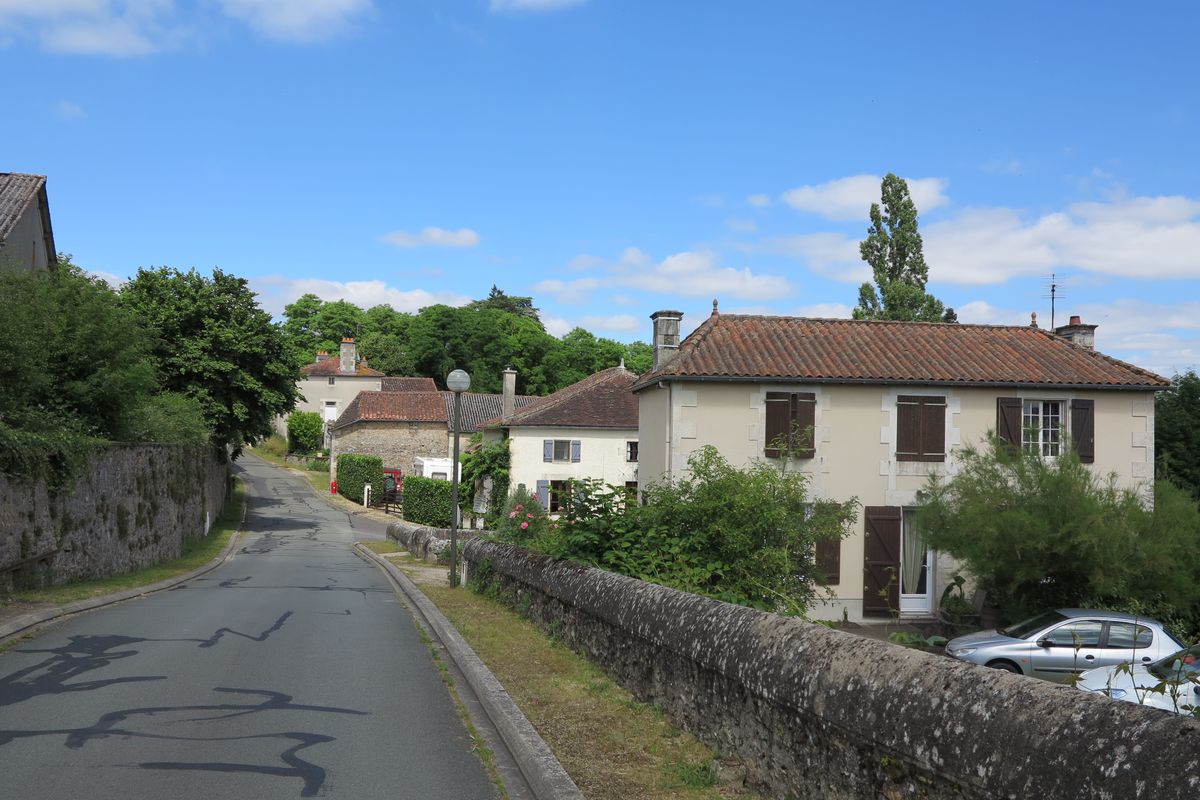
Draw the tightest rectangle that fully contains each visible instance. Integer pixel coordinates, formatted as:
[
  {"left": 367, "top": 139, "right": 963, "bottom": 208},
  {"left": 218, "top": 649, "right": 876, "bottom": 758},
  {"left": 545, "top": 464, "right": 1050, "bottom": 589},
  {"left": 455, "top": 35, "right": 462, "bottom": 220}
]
[
  {"left": 1044, "top": 620, "right": 1103, "bottom": 647},
  {"left": 553, "top": 440, "right": 571, "bottom": 461},
  {"left": 1107, "top": 623, "right": 1153, "bottom": 649}
]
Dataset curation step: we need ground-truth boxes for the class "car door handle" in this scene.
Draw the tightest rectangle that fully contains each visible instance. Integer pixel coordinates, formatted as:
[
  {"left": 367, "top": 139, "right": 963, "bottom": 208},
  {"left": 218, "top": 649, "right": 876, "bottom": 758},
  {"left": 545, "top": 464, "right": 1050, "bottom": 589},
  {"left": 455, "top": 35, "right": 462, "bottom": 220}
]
[
  {"left": 1084, "top": 654, "right": 1095, "bottom": 660},
  {"left": 1141, "top": 656, "right": 1152, "bottom": 663}
]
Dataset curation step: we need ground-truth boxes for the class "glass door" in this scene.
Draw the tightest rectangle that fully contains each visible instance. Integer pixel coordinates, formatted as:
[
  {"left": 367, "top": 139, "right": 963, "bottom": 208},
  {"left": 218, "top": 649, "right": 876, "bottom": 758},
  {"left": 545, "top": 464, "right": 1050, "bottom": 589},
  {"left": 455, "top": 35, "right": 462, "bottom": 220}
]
[{"left": 899, "top": 508, "right": 932, "bottom": 615}]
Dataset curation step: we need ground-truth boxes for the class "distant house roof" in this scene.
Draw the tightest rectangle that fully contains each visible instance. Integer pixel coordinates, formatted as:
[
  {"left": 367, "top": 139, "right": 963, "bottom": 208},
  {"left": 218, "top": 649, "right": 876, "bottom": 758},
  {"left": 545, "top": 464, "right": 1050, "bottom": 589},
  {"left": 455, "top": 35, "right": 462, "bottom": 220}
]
[
  {"left": 483, "top": 367, "right": 639, "bottom": 430},
  {"left": 630, "top": 312, "right": 1169, "bottom": 392},
  {"left": 0, "top": 172, "right": 55, "bottom": 261},
  {"left": 301, "top": 359, "right": 384, "bottom": 378},
  {"left": 331, "top": 391, "right": 447, "bottom": 429},
  {"left": 382, "top": 376, "right": 439, "bottom": 392},
  {"left": 443, "top": 391, "right": 538, "bottom": 433}
]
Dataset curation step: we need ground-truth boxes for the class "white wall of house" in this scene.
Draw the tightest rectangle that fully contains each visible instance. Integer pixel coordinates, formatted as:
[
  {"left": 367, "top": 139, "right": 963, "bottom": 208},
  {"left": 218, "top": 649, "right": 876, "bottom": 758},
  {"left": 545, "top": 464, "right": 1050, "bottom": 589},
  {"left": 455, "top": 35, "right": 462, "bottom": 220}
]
[
  {"left": 503, "top": 426, "right": 640, "bottom": 502},
  {"left": 273, "top": 375, "right": 382, "bottom": 439},
  {"left": 0, "top": 201, "right": 53, "bottom": 271},
  {"left": 638, "top": 381, "right": 1156, "bottom": 622}
]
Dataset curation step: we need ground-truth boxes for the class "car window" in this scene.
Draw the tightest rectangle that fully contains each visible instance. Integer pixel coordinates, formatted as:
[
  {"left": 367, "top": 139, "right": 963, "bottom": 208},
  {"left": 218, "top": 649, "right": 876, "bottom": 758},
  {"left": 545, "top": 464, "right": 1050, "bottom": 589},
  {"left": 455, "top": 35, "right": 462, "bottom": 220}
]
[
  {"left": 1106, "top": 622, "right": 1153, "bottom": 649},
  {"left": 1042, "top": 620, "right": 1103, "bottom": 647},
  {"left": 1001, "top": 611, "right": 1068, "bottom": 639}
]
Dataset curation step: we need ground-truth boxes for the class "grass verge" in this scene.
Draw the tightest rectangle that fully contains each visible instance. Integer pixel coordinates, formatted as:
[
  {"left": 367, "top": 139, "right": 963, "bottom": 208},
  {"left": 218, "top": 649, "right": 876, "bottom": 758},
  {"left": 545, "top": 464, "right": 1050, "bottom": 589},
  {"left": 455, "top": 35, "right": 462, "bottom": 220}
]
[
  {"left": 380, "top": 547, "right": 761, "bottom": 800},
  {"left": 1, "top": 480, "right": 245, "bottom": 607}
]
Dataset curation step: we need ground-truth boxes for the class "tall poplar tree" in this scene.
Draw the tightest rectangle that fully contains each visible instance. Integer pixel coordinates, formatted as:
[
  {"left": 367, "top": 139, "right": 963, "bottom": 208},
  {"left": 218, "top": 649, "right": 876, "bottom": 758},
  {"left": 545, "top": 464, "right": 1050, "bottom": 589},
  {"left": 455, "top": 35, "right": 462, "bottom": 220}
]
[{"left": 853, "top": 173, "right": 956, "bottom": 323}]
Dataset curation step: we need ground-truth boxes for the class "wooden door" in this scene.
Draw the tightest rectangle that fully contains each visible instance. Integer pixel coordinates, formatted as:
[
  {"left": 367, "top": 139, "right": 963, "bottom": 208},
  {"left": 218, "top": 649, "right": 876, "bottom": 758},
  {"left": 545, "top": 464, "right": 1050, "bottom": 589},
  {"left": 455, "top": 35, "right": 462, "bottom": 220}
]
[{"left": 862, "top": 506, "right": 901, "bottom": 617}]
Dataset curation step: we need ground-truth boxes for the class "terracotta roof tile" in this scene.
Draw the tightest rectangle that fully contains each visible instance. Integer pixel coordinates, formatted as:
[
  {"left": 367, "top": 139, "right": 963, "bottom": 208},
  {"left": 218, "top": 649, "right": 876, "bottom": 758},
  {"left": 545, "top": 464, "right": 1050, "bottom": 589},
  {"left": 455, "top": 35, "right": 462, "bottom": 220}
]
[
  {"left": 483, "top": 367, "right": 639, "bottom": 429},
  {"left": 301, "top": 359, "right": 384, "bottom": 377},
  {"left": 381, "top": 376, "right": 439, "bottom": 392},
  {"left": 332, "top": 391, "right": 447, "bottom": 428},
  {"left": 630, "top": 313, "right": 1169, "bottom": 392}
]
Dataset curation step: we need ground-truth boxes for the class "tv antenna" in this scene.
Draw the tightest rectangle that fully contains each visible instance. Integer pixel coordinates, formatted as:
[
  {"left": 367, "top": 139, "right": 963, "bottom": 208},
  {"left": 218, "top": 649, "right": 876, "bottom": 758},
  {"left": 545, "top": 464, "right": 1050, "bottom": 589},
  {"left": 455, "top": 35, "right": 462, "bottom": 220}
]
[{"left": 1042, "top": 274, "right": 1065, "bottom": 330}]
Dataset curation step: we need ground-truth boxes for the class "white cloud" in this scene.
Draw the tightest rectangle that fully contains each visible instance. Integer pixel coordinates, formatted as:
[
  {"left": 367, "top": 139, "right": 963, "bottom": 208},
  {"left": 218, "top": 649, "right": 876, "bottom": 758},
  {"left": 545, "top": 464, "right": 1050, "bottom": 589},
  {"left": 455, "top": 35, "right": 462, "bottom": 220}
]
[
  {"left": 579, "top": 314, "right": 640, "bottom": 333},
  {"left": 217, "top": 0, "right": 372, "bottom": 43},
  {"left": 489, "top": 0, "right": 585, "bottom": 11},
  {"left": 566, "top": 254, "right": 604, "bottom": 272},
  {"left": 953, "top": 300, "right": 1004, "bottom": 324},
  {"left": 379, "top": 227, "right": 480, "bottom": 248},
  {"left": 754, "top": 233, "right": 868, "bottom": 283},
  {"left": 56, "top": 99, "right": 86, "bottom": 119},
  {"left": 623, "top": 250, "right": 791, "bottom": 300},
  {"left": 781, "top": 174, "right": 950, "bottom": 221},
  {"left": 88, "top": 268, "right": 127, "bottom": 288},
  {"left": 530, "top": 277, "right": 600, "bottom": 305},
  {"left": 610, "top": 294, "right": 635, "bottom": 306},
  {"left": 725, "top": 217, "right": 757, "bottom": 234},
  {"left": 746, "top": 193, "right": 771, "bottom": 208},
  {"left": 542, "top": 316, "right": 573, "bottom": 337},
  {"left": 252, "top": 276, "right": 470, "bottom": 317},
  {"left": 793, "top": 302, "right": 852, "bottom": 319}
]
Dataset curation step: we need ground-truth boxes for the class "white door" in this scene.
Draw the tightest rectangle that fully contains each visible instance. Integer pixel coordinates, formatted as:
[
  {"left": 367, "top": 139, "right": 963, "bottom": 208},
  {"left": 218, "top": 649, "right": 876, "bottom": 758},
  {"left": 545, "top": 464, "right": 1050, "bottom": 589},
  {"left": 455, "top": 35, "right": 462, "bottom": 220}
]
[{"left": 899, "top": 508, "right": 932, "bottom": 615}]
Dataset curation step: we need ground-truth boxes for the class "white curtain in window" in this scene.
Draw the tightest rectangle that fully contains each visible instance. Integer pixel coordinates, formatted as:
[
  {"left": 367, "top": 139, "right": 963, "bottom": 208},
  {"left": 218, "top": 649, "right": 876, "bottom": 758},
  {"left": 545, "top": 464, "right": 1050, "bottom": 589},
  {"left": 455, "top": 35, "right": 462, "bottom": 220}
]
[{"left": 902, "top": 510, "right": 925, "bottom": 595}]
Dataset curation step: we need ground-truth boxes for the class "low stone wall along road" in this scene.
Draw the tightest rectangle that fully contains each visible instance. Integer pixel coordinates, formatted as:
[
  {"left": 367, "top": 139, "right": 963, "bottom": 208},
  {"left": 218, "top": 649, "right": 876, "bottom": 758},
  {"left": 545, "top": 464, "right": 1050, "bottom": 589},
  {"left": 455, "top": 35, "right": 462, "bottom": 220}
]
[{"left": 0, "top": 453, "right": 497, "bottom": 800}]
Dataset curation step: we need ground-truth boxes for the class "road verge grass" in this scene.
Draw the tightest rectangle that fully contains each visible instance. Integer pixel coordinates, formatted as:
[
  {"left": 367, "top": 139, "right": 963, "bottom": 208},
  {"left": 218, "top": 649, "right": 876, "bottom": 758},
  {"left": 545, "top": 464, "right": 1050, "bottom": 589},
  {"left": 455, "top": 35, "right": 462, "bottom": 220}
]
[
  {"left": 1, "top": 480, "right": 245, "bottom": 607},
  {"left": 371, "top": 543, "right": 761, "bottom": 800}
]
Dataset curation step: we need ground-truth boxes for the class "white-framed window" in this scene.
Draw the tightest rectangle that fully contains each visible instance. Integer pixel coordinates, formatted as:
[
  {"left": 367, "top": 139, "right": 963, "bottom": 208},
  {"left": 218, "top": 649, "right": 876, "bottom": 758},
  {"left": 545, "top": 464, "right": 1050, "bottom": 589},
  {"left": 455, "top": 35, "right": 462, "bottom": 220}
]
[
  {"left": 1022, "top": 399, "right": 1063, "bottom": 457},
  {"left": 328, "top": 377, "right": 336, "bottom": 386},
  {"left": 543, "top": 439, "right": 581, "bottom": 463},
  {"left": 626, "top": 441, "right": 638, "bottom": 462}
]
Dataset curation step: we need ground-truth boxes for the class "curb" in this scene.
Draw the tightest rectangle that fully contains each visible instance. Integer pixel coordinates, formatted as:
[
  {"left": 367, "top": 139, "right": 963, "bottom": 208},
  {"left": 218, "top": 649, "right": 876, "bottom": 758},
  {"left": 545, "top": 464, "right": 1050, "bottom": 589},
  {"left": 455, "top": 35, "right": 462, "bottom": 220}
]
[
  {"left": 355, "top": 543, "right": 583, "bottom": 800},
  {"left": 0, "top": 493, "right": 246, "bottom": 643}
]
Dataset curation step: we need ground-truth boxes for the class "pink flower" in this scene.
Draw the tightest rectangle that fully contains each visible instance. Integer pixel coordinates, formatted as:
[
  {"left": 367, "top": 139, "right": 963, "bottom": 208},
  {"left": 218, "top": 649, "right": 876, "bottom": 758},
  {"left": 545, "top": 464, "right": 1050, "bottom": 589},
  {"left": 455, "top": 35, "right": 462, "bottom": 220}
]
[
  {"left": 520, "top": 521, "right": 529, "bottom": 530},
  {"left": 515, "top": 504, "right": 524, "bottom": 511},
  {"left": 526, "top": 513, "right": 534, "bottom": 519},
  {"left": 508, "top": 511, "right": 517, "bottom": 519}
]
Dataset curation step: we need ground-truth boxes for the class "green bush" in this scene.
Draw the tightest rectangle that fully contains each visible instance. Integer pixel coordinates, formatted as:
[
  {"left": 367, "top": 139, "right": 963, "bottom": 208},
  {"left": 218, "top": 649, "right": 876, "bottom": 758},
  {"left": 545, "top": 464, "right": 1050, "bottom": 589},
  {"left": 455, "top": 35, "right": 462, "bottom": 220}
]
[
  {"left": 336, "top": 453, "right": 384, "bottom": 505},
  {"left": 287, "top": 411, "right": 324, "bottom": 454},
  {"left": 257, "top": 433, "right": 288, "bottom": 458},
  {"left": 125, "top": 392, "right": 213, "bottom": 446},
  {"left": 307, "top": 458, "right": 330, "bottom": 473},
  {"left": 404, "top": 475, "right": 455, "bottom": 527}
]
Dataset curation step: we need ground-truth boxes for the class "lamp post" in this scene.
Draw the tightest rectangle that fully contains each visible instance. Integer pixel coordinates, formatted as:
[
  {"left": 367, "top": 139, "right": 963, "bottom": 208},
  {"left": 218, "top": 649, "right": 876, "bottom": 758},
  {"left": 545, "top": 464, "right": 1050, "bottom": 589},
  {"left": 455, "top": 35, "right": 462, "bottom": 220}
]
[{"left": 446, "top": 368, "right": 471, "bottom": 587}]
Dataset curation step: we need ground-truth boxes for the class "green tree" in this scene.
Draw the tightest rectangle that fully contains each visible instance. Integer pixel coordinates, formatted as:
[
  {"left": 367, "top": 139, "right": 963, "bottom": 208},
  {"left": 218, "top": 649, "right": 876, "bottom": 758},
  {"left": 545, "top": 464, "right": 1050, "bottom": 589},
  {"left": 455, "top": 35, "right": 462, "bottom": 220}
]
[
  {"left": 918, "top": 435, "right": 1200, "bottom": 629},
  {"left": 1156, "top": 370, "right": 1200, "bottom": 498},
  {"left": 623, "top": 341, "right": 654, "bottom": 374},
  {"left": 120, "top": 267, "right": 300, "bottom": 456},
  {"left": 466, "top": 285, "right": 541, "bottom": 326},
  {"left": 286, "top": 411, "right": 324, "bottom": 454},
  {"left": 854, "top": 173, "right": 956, "bottom": 323}
]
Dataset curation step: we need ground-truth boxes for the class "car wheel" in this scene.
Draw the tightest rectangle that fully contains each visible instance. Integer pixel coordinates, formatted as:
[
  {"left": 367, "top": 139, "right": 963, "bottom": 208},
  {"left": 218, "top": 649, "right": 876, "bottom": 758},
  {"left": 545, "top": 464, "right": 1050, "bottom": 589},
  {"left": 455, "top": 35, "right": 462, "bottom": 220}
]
[{"left": 986, "top": 660, "right": 1021, "bottom": 674}]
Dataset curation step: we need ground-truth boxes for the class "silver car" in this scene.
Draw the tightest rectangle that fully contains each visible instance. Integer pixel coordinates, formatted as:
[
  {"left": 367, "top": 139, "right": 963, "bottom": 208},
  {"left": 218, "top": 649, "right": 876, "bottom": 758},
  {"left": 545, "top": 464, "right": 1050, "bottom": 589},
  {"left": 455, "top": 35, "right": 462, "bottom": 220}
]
[
  {"left": 945, "top": 608, "right": 1184, "bottom": 683},
  {"left": 1077, "top": 643, "right": 1200, "bottom": 715}
]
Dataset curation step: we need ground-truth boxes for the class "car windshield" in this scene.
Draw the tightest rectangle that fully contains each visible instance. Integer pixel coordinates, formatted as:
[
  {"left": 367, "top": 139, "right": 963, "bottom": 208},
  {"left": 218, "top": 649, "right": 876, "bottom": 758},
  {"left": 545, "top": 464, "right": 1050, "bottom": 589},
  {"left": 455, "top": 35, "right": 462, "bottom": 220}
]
[
  {"left": 999, "top": 610, "right": 1069, "bottom": 639},
  {"left": 1149, "top": 644, "right": 1200, "bottom": 681}
]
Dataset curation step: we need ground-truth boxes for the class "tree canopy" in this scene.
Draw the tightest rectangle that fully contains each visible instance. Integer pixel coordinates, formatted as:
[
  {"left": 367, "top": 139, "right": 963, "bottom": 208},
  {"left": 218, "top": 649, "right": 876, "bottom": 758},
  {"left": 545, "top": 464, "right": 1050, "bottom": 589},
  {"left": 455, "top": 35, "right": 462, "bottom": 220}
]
[
  {"left": 1156, "top": 369, "right": 1200, "bottom": 498},
  {"left": 120, "top": 266, "right": 299, "bottom": 456},
  {"left": 854, "top": 173, "right": 956, "bottom": 323}
]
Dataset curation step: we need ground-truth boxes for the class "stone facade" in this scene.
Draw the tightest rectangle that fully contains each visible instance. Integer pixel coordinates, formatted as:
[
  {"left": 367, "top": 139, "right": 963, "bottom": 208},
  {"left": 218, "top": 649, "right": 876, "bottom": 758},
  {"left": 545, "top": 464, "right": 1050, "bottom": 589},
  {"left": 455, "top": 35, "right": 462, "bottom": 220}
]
[
  {"left": 464, "top": 540, "right": 1198, "bottom": 800},
  {"left": 329, "top": 420, "right": 447, "bottom": 482},
  {"left": 0, "top": 445, "right": 229, "bottom": 591}
]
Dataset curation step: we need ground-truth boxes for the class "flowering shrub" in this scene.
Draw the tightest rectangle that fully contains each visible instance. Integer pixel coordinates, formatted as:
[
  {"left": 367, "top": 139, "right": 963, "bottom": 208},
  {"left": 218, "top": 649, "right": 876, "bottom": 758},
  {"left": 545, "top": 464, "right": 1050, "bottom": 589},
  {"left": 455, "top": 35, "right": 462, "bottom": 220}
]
[{"left": 492, "top": 487, "right": 553, "bottom": 546}]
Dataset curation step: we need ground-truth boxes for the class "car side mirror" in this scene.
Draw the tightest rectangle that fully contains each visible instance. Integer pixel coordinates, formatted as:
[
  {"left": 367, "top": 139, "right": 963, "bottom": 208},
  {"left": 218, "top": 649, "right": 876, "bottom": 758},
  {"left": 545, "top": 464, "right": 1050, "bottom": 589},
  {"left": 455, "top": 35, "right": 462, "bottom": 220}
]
[{"left": 1036, "top": 638, "right": 1053, "bottom": 648}]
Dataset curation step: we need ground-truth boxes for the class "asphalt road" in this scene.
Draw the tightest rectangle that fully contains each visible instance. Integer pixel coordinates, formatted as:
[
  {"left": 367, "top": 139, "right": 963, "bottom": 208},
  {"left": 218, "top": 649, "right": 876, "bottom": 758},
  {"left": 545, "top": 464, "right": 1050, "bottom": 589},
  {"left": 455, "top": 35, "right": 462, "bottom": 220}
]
[{"left": 0, "top": 453, "right": 498, "bottom": 799}]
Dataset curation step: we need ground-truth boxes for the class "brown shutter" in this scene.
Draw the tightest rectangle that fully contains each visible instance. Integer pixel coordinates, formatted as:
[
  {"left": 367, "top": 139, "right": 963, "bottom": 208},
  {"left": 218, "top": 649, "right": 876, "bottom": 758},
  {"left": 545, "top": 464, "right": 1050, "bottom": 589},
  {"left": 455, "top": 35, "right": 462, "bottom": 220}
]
[
  {"left": 816, "top": 536, "right": 840, "bottom": 585},
  {"left": 794, "top": 392, "right": 816, "bottom": 459},
  {"left": 896, "top": 396, "right": 920, "bottom": 461},
  {"left": 921, "top": 397, "right": 946, "bottom": 462},
  {"left": 764, "top": 391, "right": 789, "bottom": 458},
  {"left": 1071, "top": 399, "right": 1095, "bottom": 463},
  {"left": 862, "top": 506, "right": 901, "bottom": 617},
  {"left": 997, "top": 397, "right": 1022, "bottom": 452}
]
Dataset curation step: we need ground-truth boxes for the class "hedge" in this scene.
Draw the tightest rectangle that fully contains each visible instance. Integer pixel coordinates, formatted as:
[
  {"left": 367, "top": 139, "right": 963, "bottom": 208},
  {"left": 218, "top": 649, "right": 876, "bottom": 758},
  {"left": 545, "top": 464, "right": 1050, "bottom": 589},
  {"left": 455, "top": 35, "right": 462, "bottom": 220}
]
[
  {"left": 403, "top": 475, "right": 454, "bottom": 527},
  {"left": 336, "top": 453, "right": 384, "bottom": 505},
  {"left": 287, "top": 411, "right": 324, "bottom": 454}
]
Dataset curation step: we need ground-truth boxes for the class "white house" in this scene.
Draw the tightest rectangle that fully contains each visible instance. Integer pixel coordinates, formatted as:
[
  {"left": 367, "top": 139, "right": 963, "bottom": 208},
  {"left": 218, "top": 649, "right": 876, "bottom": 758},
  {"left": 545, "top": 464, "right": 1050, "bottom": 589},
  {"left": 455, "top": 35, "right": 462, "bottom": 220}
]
[
  {"left": 276, "top": 337, "right": 383, "bottom": 443},
  {"left": 631, "top": 304, "right": 1169, "bottom": 623},
  {"left": 480, "top": 366, "right": 640, "bottom": 511}
]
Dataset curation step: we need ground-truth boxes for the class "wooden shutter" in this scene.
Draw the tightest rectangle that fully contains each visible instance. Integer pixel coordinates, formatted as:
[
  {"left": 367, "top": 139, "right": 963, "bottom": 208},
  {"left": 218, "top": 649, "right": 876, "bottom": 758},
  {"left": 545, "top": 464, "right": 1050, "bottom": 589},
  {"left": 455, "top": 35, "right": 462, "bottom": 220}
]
[
  {"left": 536, "top": 479, "right": 550, "bottom": 508},
  {"left": 996, "top": 397, "right": 1022, "bottom": 452},
  {"left": 896, "top": 397, "right": 921, "bottom": 461},
  {"left": 543, "top": 440, "right": 553, "bottom": 462},
  {"left": 1071, "top": 399, "right": 1095, "bottom": 463},
  {"left": 897, "top": 396, "right": 945, "bottom": 462},
  {"left": 815, "top": 537, "right": 841, "bottom": 585},
  {"left": 570, "top": 440, "right": 582, "bottom": 462},
  {"left": 764, "top": 392, "right": 789, "bottom": 458},
  {"left": 794, "top": 393, "right": 817, "bottom": 459},
  {"left": 862, "top": 506, "right": 901, "bottom": 617},
  {"left": 922, "top": 399, "right": 946, "bottom": 461}
]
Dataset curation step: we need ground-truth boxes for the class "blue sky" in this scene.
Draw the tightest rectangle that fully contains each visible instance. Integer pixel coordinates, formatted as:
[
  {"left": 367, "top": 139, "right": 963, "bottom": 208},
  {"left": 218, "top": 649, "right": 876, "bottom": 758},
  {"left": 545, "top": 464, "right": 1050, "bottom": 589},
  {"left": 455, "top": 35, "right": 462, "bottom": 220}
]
[{"left": 4, "top": 1, "right": 1199, "bottom": 377}]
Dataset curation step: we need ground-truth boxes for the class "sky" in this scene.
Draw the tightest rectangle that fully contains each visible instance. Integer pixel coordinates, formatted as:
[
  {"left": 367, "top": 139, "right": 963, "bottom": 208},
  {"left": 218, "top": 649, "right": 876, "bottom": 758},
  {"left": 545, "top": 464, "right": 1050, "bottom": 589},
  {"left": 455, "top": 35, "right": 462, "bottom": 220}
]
[{"left": 3, "top": 1, "right": 1199, "bottom": 378}]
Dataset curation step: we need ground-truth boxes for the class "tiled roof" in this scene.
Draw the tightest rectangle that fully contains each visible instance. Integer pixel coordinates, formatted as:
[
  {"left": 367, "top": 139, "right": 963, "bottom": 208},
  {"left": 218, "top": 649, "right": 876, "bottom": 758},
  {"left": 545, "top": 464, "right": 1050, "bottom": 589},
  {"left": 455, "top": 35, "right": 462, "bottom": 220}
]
[
  {"left": 0, "top": 173, "right": 49, "bottom": 240},
  {"left": 483, "top": 367, "right": 639, "bottom": 429},
  {"left": 442, "top": 391, "right": 538, "bottom": 433},
  {"left": 301, "top": 359, "right": 384, "bottom": 377},
  {"left": 382, "top": 376, "right": 439, "bottom": 392},
  {"left": 331, "top": 391, "right": 447, "bottom": 428},
  {"left": 630, "top": 313, "right": 1170, "bottom": 392}
]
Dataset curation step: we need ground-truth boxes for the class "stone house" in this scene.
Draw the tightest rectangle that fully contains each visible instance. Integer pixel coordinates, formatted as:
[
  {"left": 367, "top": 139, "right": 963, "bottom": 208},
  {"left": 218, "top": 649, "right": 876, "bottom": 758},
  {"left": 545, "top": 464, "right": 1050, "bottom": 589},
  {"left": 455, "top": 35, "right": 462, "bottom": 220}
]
[
  {"left": 276, "top": 337, "right": 383, "bottom": 443},
  {"left": 631, "top": 305, "right": 1170, "bottom": 623},
  {"left": 328, "top": 390, "right": 447, "bottom": 483},
  {"left": 481, "top": 366, "right": 640, "bottom": 512},
  {"left": 0, "top": 172, "right": 56, "bottom": 271}
]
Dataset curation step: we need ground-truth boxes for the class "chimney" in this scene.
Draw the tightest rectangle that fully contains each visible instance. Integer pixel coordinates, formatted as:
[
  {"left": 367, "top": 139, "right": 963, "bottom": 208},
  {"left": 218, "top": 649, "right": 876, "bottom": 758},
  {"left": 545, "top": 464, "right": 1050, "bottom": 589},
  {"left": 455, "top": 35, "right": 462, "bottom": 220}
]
[
  {"left": 502, "top": 368, "right": 517, "bottom": 420},
  {"left": 339, "top": 338, "right": 356, "bottom": 373},
  {"left": 315, "top": 351, "right": 330, "bottom": 363},
  {"left": 650, "top": 310, "right": 683, "bottom": 371},
  {"left": 1054, "top": 315, "right": 1098, "bottom": 350}
]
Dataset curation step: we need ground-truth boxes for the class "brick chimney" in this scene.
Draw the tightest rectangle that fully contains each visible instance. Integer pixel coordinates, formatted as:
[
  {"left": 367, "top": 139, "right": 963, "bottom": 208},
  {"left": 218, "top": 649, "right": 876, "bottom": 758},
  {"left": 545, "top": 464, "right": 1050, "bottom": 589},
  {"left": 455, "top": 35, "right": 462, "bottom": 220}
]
[
  {"left": 339, "top": 338, "right": 357, "bottom": 373},
  {"left": 650, "top": 310, "right": 683, "bottom": 371},
  {"left": 1054, "top": 315, "right": 1098, "bottom": 350},
  {"left": 502, "top": 368, "right": 517, "bottom": 421},
  {"left": 315, "top": 351, "right": 330, "bottom": 363}
]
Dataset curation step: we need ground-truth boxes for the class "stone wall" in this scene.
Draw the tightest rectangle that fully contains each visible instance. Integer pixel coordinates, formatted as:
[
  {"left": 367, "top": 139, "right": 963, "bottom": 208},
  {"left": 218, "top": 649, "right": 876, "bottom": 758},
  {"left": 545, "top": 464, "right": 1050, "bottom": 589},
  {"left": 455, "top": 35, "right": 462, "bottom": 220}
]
[
  {"left": 0, "top": 445, "right": 229, "bottom": 591},
  {"left": 386, "top": 519, "right": 478, "bottom": 563},
  {"left": 464, "top": 539, "right": 1198, "bottom": 800},
  {"left": 330, "top": 421, "right": 446, "bottom": 482}
]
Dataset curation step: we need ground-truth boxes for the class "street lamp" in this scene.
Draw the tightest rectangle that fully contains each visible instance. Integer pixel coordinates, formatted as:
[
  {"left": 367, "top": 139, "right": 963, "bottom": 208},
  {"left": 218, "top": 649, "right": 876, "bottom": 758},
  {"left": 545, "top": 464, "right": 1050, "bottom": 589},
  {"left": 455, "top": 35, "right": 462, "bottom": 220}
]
[{"left": 446, "top": 368, "right": 471, "bottom": 587}]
